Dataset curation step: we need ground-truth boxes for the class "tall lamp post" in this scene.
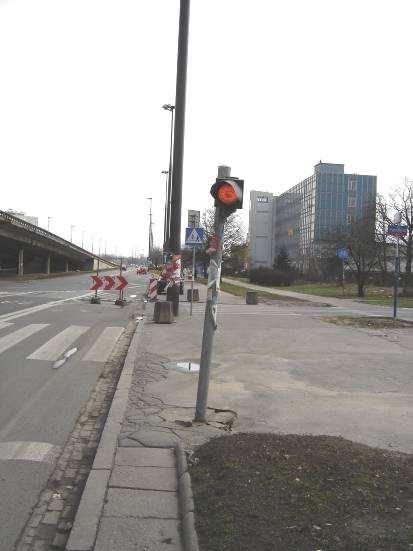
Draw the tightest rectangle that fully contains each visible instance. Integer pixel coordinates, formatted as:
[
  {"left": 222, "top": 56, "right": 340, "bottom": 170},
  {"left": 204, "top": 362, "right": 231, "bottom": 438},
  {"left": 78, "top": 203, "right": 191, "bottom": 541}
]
[
  {"left": 70, "top": 225, "right": 75, "bottom": 243},
  {"left": 162, "top": 104, "right": 175, "bottom": 252},
  {"left": 161, "top": 170, "right": 169, "bottom": 255},
  {"left": 147, "top": 197, "right": 153, "bottom": 260}
]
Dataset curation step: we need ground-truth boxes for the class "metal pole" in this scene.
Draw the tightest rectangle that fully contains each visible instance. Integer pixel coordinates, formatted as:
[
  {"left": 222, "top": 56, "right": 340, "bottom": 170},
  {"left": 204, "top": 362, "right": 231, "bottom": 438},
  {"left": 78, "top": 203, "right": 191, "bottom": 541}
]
[
  {"left": 166, "top": 108, "right": 174, "bottom": 250},
  {"left": 190, "top": 245, "right": 195, "bottom": 317},
  {"left": 393, "top": 236, "right": 399, "bottom": 319},
  {"left": 194, "top": 165, "right": 230, "bottom": 422},
  {"left": 169, "top": 0, "right": 190, "bottom": 254},
  {"left": 342, "top": 259, "right": 345, "bottom": 296}
]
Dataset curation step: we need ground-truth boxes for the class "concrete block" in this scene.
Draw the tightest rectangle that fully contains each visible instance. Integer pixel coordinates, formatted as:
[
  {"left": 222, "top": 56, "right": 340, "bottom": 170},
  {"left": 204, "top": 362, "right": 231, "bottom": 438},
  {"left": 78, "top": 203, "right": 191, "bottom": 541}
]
[
  {"left": 116, "top": 447, "right": 175, "bottom": 468},
  {"left": 103, "top": 488, "right": 179, "bottom": 519},
  {"left": 246, "top": 290, "right": 258, "bottom": 305},
  {"left": 153, "top": 301, "right": 174, "bottom": 324},
  {"left": 94, "top": 517, "right": 182, "bottom": 551},
  {"left": 110, "top": 466, "right": 177, "bottom": 491},
  {"left": 66, "top": 469, "right": 110, "bottom": 551},
  {"left": 186, "top": 289, "right": 199, "bottom": 302}
]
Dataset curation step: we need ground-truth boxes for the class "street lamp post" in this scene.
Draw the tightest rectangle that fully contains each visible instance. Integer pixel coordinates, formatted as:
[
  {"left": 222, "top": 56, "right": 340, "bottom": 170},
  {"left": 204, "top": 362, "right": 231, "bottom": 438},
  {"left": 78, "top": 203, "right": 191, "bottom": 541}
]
[
  {"left": 70, "top": 225, "right": 75, "bottom": 243},
  {"left": 147, "top": 197, "right": 153, "bottom": 260},
  {"left": 162, "top": 104, "right": 175, "bottom": 252},
  {"left": 161, "top": 170, "right": 169, "bottom": 254},
  {"left": 81, "top": 230, "right": 86, "bottom": 249}
]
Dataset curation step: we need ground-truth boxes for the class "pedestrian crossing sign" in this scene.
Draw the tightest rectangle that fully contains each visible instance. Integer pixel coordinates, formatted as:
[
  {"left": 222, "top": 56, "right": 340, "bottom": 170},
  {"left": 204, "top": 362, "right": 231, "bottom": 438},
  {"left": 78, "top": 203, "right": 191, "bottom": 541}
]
[{"left": 185, "top": 227, "right": 205, "bottom": 247}]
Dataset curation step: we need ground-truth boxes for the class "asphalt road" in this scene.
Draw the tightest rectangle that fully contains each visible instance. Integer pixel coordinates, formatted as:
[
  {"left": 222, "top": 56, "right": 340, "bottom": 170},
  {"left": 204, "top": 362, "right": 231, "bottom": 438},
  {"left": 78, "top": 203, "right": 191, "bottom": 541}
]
[{"left": 0, "top": 269, "right": 148, "bottom": 551}]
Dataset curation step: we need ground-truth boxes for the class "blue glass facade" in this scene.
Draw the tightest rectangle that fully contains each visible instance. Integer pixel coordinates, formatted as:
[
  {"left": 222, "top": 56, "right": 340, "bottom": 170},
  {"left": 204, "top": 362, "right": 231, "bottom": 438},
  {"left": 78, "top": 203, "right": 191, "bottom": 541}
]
[{"left": 274, "top": 163, "right": 376, "bottom": 266}]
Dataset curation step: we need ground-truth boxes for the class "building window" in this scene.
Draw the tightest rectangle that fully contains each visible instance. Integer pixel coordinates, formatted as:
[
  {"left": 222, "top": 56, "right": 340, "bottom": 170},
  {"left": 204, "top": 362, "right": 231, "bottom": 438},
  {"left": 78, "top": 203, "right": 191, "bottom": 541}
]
[
  {"left": 257, "top": 196, "right": 269, "bottom": 203},
  {"left": 349, "top": 179, "right": 357, "bottom": 192},
  {"left": 347, "top": 213, "right": 356, "bottom": 224},
  {"left": 348, "top": 197, "right": 357, "bottom": 208}
]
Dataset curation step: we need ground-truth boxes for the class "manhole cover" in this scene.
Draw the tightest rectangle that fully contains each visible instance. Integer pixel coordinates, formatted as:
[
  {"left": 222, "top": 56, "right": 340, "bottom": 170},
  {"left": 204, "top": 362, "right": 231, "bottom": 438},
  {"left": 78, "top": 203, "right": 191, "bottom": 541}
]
[{"left": 166, "top": 361, "right": 200, "bottom": 373}]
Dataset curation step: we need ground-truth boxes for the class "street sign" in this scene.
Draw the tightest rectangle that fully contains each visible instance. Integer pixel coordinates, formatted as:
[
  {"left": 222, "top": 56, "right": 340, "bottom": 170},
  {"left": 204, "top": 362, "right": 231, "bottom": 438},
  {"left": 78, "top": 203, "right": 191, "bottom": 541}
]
[
  {"left": 90, "top": 275, "right": 103, "bottom": 291},
  {"left": 115, "top": 275, "right": 128, "bottom": 291},
  {"left": 103, "top": 276, "right": 115, "bottom": 290},
  {"left": 337, "top": 248, "right": 349, "bottom": 261},
  {"left": 185, "top": 227, "right": 205, "bottom": 247},
  {"left": 188, "top": 210, "right": 200, "bottom": 228},
  {"left": 388, "top": 224, "right": 408, "bottom": 237},
  {"left": 90, "top": 275, "right": 128, "bottom": 291}
]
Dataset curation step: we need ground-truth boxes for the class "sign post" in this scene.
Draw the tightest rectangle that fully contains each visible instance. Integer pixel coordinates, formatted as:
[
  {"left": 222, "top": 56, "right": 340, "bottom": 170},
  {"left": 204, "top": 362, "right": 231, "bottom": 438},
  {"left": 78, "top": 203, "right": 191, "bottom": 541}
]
[
  {"left": 388, "top": 220, "right": 408, "bottom": 320},
  {"left": 185, "top": 226, "right": 205, "bottom": 317}
]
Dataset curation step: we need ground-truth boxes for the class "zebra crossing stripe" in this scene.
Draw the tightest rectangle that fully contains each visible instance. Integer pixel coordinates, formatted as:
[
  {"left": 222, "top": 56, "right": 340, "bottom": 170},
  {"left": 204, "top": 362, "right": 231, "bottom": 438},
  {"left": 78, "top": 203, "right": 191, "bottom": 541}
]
[
  {"left": 0, "top": 324, "right": 49, "bottom": 355},
  {"left": 82, "top": 326, "right": 124, "bottom": 362},
  {"left": 0, "top": 441, "right": 58, "bottom": 463},
  {"left": 28, "top": 325, "right": 89, "bottom": 361}
]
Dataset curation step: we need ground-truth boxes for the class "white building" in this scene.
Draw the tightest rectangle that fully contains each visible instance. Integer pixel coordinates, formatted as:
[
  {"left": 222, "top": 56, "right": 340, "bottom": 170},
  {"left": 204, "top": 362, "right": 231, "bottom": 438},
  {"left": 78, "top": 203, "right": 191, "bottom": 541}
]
[{"left": 248, "top": 190, "right": 276, "bottom": 268}]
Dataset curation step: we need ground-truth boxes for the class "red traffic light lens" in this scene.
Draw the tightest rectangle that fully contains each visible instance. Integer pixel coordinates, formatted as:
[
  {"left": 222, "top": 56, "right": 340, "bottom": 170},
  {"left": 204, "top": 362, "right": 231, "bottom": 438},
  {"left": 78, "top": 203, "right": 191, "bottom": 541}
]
[{"left": 217, "top": 183, "right": 237, "bottom": 205}]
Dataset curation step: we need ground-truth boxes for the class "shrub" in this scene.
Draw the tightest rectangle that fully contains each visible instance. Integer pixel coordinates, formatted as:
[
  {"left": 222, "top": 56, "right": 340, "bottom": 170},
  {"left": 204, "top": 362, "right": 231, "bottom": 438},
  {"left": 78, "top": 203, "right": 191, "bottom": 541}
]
[{"left": 249, "top": 267, "right": 295, "bottom": 286}]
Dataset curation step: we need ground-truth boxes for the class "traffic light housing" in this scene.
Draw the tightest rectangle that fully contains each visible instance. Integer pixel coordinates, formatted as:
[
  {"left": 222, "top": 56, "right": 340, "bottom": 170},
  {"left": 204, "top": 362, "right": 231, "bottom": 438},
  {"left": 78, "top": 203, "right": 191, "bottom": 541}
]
[{"left": 210, "top": 177, "right": 244, "bottom": 213}]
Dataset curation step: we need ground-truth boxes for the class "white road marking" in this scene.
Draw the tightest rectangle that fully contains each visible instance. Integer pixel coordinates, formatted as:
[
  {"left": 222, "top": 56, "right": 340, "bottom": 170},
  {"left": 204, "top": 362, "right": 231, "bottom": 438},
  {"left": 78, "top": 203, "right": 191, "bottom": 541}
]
[
  {"left": 0, "top": 324, "right": 49, "bottom": 355},
  {"left": 82, "top": 326, "right": 124, "bottom": 362},
  {"left": 0, "top": 292, "right": 92, "bottom": 323},
  {"left": 28, "top": 326, "right": 89, "bottom": 361},
  {"left": 0, "top": 322, "right": 13, "bottom": 331},
  {"left": 0, "top": 441, "right": 58, "bottom": 463}
]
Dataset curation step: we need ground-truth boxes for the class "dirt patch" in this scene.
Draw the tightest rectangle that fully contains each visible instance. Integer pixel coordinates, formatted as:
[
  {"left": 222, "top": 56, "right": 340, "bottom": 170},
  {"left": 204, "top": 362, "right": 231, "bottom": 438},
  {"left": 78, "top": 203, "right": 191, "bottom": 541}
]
[
  {"left": 322, "top": 316, "right": 413, "bottom": 329},
  {"left": 190, "top": 433, "right": 413, "bottom": 551}
]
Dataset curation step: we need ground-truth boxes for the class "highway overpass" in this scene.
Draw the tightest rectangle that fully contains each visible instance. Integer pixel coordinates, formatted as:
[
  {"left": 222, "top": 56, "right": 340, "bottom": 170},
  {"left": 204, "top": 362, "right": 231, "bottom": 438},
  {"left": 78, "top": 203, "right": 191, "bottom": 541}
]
[{"left": 0, "top": 210, "right": 116, "bottom": 276}]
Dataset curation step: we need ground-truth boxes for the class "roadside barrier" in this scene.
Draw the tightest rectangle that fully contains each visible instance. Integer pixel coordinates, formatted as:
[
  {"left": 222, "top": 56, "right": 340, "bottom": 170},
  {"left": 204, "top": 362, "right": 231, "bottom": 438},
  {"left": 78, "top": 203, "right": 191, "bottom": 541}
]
[{"left": 149, "top": 278, "right": 158, "bottom": 302}]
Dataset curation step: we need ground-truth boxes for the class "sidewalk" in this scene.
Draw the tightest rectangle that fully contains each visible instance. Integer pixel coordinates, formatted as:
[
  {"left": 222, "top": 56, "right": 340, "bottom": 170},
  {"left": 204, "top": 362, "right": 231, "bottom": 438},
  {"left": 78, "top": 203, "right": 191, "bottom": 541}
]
[
  {"left": 223, "top": 276, "right": 413, "bottom": 321},
  {"left": 66, "top": 282, "right": 413, "bottom": 550}
]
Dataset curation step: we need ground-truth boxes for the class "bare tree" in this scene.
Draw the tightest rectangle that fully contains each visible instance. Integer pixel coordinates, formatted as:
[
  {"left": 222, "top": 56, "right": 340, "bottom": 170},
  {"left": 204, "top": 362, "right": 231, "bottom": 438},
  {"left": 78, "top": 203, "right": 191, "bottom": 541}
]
[
  {"left": 375, "top": 194, "right": 392, "bottom": 285},
  {"left": 149, "top": 246, "right": 163, "bottom": 267},
  {"left": 201, "top": 208, "right": 245, "bottom": 257},
  {"left": 390, "top": 178, "right": 413, "bottom": 293},
  {"left": 322, "top": 207, "right": 378, "bottom": 297}
]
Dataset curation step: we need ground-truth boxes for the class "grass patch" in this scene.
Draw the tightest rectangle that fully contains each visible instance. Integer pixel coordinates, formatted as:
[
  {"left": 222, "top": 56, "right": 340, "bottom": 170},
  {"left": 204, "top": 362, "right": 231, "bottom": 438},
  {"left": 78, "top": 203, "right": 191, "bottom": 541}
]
[
  {"left": 322, "top": 316, "right": 413, "bottom": 329},
  {"left": 197, "top": 277, "right": 307, "bottom": 303},
  {"left": 228, "top": 278, "right": 413, "bottom": 307},
  {"left": 190, "top": 433, "right": 413, "bottom": 551}
]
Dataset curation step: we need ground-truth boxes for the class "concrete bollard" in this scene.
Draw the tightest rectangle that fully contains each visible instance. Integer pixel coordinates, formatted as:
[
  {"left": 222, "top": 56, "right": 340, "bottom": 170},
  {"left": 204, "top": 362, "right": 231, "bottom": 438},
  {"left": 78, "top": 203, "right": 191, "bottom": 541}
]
[
  {"left": 246, "top": 291, "right": 258, "bottom": 305},
  {"left": 187, "top": 288, "right": 200, "bottom": 302},
  {"left": 153, "top": 301, "right": 174, "bottom": 324}
]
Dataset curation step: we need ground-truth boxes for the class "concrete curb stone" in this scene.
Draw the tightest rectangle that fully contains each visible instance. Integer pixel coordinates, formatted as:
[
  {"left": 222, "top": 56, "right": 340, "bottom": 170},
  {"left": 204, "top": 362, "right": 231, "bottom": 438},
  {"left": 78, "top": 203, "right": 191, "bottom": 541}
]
[
  {"left": 176, "top": 442, "right": 199, "bottom": 551},
  {"left": 66, "top": 320, "right": 144, "bottom": 551}
]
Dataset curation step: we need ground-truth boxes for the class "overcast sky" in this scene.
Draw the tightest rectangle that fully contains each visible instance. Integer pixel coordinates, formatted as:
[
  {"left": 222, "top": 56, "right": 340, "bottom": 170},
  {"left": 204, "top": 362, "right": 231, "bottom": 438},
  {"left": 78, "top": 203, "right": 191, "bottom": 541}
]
[{"left": 1, "top": 0, "right": 412, "bottom": 256}]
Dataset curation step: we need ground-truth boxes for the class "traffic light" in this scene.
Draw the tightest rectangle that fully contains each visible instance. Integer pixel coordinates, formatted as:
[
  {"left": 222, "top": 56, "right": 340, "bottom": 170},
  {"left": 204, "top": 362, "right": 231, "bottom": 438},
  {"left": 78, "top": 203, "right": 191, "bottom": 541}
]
[{"left": 210, "top": 177, "right": 244, "bottom": 212}]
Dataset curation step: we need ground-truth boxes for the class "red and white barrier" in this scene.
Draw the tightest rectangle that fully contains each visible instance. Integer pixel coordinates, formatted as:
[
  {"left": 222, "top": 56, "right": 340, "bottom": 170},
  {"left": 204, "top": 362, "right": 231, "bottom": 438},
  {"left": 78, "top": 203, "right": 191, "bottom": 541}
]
[{"left": 149, "top": 278, "right": 158, "bottom": 302}]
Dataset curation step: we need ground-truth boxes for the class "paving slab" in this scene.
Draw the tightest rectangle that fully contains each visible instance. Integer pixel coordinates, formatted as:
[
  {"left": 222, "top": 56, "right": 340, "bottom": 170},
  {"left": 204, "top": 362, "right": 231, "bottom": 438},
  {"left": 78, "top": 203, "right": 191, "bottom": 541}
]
[
  {"left": 103, "top": 488, "right": 179, "bottom": 519},
  {"left": 115, "top": 446, "right": 175, "bottom": 468},
  {"left": 94, "top": 517, "right": 182, "bottom": 551},
  {"left": 110, "top": 465, "right": 177, "bottom": 491}
]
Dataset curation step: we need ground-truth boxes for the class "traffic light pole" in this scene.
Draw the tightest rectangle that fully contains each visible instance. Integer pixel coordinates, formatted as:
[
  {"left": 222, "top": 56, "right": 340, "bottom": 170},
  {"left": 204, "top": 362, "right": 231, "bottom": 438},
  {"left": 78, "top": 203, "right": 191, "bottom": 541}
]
[{"left": 194, "top": 165, "right": 230, "bottom": 423}]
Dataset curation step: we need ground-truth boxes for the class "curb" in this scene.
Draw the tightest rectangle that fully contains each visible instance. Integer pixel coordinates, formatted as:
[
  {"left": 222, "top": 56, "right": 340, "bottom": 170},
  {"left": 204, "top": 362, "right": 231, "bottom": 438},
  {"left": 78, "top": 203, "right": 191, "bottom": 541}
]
[
  {"left": 66, "top": 319, "right": 144, "bottom": 551},
  {"left": 176, "top": 442, "right": 200, "bottom": 551}
]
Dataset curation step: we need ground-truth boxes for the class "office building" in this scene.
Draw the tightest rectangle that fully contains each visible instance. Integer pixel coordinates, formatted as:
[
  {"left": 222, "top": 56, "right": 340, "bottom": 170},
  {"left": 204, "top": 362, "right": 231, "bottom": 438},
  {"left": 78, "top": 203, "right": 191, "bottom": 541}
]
[
  {"left": 274, "top": 162, "right": 376, "bottom": 266},
  {"left": 248, "top": 162, "right": 377, "bottom": 269}
]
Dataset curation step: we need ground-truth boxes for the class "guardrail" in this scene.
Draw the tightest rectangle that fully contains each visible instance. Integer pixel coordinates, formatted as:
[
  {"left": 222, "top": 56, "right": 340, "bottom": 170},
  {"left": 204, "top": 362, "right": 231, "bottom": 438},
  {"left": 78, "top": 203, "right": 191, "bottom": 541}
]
[{"left": 0, "top": 209, "right": 97, "bottom": 259}]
